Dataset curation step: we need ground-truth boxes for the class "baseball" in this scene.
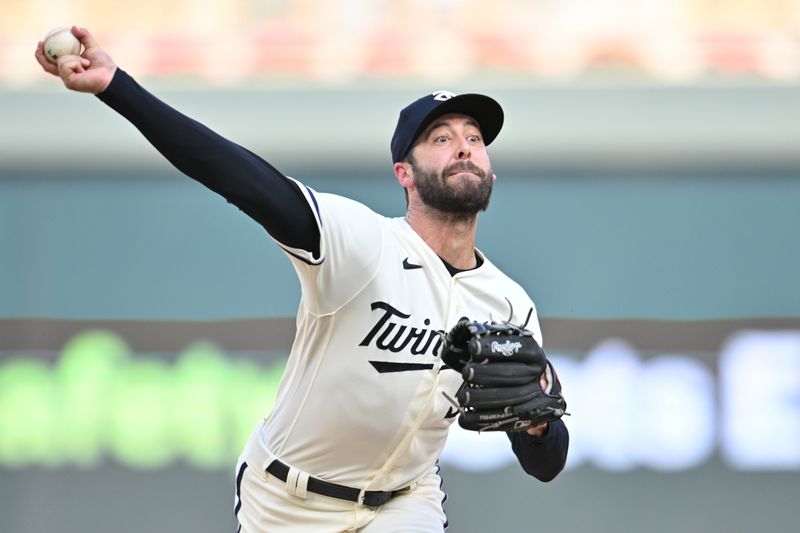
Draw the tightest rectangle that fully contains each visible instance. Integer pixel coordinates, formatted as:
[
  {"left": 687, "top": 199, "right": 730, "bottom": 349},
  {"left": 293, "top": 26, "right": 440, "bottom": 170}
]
[{"left": 43, "top": 27, "right": 81, "bottom": 63}]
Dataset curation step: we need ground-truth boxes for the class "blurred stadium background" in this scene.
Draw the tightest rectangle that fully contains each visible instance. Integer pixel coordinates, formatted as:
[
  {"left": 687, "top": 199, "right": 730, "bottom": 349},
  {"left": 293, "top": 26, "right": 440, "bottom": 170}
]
[{"left": 1, "top": 1, "right": 799, "bottom": 532}]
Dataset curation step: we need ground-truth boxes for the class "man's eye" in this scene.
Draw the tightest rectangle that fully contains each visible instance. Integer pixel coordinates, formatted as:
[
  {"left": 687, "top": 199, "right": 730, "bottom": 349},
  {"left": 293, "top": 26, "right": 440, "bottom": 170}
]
[
  {"left": 468, "top": 135, "right": 481, "bottom": 143},
  {"left": 435, "top": 135, "right": 449, "bottom": 143}
]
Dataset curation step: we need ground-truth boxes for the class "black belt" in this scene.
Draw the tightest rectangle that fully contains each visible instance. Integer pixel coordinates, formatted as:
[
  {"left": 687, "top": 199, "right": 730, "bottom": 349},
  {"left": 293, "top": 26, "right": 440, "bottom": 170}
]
[{"left": 266, "top": 459, "right": 409, "bottom": 507}]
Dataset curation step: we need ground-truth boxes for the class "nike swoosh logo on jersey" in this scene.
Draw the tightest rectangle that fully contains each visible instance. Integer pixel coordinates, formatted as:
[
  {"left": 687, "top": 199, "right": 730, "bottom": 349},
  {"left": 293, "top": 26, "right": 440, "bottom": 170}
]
[
  {"left": 369, "top": 361, "right": 434, "bottom": 373},
  {"left": 402, "top": 258, "right": 423, "bottom": 270}
]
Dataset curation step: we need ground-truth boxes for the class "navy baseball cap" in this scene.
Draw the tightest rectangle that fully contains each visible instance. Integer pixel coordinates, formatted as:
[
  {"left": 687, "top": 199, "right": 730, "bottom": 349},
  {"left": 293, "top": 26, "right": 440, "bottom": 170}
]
[{"left": 391, "top": 90, "right": 504, "bottom": 163}]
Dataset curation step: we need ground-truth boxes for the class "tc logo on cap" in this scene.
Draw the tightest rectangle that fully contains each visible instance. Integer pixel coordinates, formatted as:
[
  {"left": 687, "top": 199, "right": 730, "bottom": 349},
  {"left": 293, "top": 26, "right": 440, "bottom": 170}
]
[{"left": 432, "top": 90, "right": 456, "bottom": 101}]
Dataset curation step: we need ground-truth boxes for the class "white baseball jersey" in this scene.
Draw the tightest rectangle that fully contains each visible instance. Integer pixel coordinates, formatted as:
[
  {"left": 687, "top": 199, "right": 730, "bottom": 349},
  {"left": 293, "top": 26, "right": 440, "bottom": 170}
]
[{"left": 258, "top": 185, "right": 542, "bottom": 492}]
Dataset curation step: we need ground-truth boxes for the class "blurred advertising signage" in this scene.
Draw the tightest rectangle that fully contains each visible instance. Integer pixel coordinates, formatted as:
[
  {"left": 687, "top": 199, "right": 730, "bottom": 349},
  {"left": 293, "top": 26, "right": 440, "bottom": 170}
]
[
  {"left": 445, "top": 330, "right": 800, "bottom": 472},
  {"left": 0, "top": 332, "right": 285, "bottom": 470},
  {"left": 0, "top": 330, "right": 798, "bottom": 472}
]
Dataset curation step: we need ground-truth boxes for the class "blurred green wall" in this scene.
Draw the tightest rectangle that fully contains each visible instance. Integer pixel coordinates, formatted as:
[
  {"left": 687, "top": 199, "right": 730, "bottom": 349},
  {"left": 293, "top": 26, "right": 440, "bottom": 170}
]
[{"left": 2, "top": 169, "right": 799, "bottom": 319}]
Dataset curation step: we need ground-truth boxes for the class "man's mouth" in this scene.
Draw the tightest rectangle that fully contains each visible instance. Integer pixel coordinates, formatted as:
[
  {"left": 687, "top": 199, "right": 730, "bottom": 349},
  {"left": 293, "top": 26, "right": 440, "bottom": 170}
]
[{"left": 446, "top": 164, "right": 484, "bottom": 179}]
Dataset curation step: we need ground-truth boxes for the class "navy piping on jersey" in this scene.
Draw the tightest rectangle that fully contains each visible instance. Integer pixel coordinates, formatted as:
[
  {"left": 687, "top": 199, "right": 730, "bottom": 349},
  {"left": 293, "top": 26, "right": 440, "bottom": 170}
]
[
  {"left": 304, "top": 184, "right": 322, "bottom": 228},
  {"left": 436, "top": 462, "right": 449, "bottom": 530},
  {"left": 283, "top": 248, "right": 319, "bottom": 266},
  {"left": 234, "top": 461, "right": 248, "bottom": 532},
  {"left": 276, "top": 184, "right": 323, "bottom": 264}
]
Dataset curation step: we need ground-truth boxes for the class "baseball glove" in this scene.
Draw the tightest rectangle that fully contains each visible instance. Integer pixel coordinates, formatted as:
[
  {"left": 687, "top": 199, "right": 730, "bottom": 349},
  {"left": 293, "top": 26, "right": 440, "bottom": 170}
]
[{"left": 441, "top": 319, "right": 568, "bottom": 432}]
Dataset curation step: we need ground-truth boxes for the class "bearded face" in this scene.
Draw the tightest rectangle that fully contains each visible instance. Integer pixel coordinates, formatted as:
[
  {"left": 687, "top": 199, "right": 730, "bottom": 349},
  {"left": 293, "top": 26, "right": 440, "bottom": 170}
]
[{"left": 409, "top": 156, "right": 493, "bottom": 217}]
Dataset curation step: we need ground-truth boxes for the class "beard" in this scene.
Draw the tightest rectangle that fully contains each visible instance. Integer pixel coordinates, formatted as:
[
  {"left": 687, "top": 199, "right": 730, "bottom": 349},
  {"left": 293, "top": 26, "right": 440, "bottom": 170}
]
[{"left": 411, "top": 158, "right": 493, "bottom": 217}]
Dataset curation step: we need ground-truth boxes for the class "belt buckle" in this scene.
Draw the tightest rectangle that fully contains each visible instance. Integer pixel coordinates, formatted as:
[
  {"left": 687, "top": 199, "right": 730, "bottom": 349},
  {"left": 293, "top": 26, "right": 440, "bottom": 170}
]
[
  {"left": 358, "top": 489, "right": 387, "bottom": 507},
  {"left": 360, "top": 490, "right": 394, "bottom": 507}
]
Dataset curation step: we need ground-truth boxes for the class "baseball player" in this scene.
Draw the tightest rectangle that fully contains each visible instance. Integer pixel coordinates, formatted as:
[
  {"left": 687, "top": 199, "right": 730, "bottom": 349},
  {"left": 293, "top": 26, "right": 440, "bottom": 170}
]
[{"left": 36, "top": 27, "right": 569, "bottom": 533}]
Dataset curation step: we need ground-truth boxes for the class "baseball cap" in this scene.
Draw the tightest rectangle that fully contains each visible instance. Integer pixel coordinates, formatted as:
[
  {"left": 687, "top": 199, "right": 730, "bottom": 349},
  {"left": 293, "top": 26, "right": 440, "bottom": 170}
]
[{"left": 390, "top": 90, "right": 504, "bottom": 163}]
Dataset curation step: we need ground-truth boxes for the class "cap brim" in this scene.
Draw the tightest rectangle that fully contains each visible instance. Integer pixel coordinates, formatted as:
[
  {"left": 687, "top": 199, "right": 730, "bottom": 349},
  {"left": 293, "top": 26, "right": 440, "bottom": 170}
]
[{"left": 411, "top": 94, "right": 504, "bottom": 151}]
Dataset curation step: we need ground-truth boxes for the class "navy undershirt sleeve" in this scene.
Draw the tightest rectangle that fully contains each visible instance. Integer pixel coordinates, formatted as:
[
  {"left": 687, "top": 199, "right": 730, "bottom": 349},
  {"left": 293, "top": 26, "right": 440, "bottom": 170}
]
[
  {"left": 96, "top": 68, "right": 320, "bottom": 257},
  {"left": 507, "top": 419, "right": 569, "bottom": 482}
]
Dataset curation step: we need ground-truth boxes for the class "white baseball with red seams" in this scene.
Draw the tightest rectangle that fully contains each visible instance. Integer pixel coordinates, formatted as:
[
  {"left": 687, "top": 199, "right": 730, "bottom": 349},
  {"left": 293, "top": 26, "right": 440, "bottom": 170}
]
[{"left": 43, "top": 27, "right": 81, "bottom": 63}]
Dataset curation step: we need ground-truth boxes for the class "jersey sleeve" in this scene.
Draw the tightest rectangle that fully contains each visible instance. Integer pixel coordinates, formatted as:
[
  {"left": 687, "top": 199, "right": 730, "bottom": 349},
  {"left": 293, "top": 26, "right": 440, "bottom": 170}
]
[
  {"left": 507, "top": 418, "right": 569, "bottom": 482},
  {"left": 95, "top": 68, "right": 321, "bottom": 257},
  {"left": 278, "top": 191, "right": 384, "bottom": 316}
]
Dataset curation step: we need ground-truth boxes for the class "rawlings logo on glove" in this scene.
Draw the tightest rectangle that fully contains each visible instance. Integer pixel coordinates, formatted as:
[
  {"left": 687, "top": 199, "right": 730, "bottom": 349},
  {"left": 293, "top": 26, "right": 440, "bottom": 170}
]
[
  {"left": 441, "top": 319, "right": 569, "bottom": 432},
  {"left": 490, "top": 339, "right": 523, "bottom": 356}
]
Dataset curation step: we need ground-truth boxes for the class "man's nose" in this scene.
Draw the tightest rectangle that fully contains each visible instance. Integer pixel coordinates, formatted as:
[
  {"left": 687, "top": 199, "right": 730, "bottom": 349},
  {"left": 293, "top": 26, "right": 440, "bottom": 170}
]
[{"left": 456, "top": 138, "right": 471, "bottom": 160}]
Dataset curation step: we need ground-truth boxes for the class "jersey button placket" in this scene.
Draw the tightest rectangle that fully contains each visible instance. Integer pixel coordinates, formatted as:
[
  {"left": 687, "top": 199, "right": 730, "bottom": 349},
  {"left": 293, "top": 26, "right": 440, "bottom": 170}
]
[{"left": 448, "top": 277, "right": 465, "bottom": 327}]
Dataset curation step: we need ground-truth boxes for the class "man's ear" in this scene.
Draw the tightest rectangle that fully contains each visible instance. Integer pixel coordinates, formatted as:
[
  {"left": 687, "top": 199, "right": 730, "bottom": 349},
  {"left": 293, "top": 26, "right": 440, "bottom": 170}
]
[{"left": 394, "top": 161, "right": 413, "bottom": 189}]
